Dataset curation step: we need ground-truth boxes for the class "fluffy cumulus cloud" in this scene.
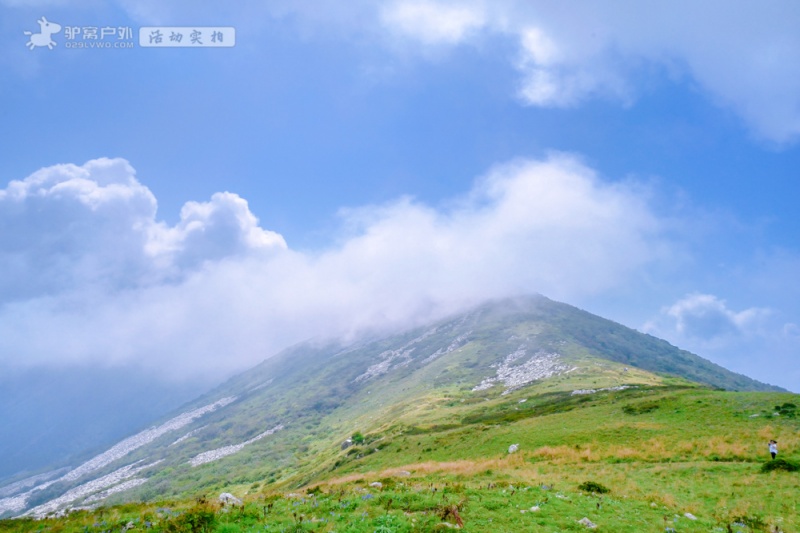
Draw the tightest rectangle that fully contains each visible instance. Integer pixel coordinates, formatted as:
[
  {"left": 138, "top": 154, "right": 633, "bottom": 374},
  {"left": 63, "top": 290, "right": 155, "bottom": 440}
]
[
  {"left": 0, "top": 159, "right": 157, "bottom": 301},
  {"left": 0, "top": 158, "right": 285, "bottom": 303},
  {"left": 632, "top": 237, "right": 800, "bottom": 389},
  {"left": 0, "top": 156, "right": 668, "bottom": 379},
  {"left": 662, "top": 293, "right": 770, "bottom": 341}
]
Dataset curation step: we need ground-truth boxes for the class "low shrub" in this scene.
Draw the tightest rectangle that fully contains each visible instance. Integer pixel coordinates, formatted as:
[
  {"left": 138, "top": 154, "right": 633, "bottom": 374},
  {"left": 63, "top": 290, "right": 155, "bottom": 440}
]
[
  {"left": 775, "top": 403, "right": 797, "bottom": 417},
  {"left": 622, "top": 401, "right": 660, "bottom": 415},
  {"left": 164, "top": 504, "right": 216, "bottom": 533},
  {"left": 578, "top": 481, "right": 610, "bottom": 494},
  {"left": 731, "top": 514, "right": 767, "bottom": 530},
  {"left": 372, "top": 513, "right": 412, "bottom": 533},
  {"left": 761, "top": 458, "right": 800, "bottom": 473}
]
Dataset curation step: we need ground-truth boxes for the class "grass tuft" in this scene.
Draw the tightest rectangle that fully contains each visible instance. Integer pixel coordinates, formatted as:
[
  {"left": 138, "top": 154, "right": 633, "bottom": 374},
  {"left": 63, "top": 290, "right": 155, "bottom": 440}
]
[{"left": 760, "top": 458, "right": 800, "bottom": 473}]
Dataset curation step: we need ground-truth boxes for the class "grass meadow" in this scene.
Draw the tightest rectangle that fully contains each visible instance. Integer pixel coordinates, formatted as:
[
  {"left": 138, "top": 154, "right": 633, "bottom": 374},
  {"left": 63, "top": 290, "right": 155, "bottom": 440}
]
[{"left": 3, "top": 386, "right": 798, "bottom": 532}]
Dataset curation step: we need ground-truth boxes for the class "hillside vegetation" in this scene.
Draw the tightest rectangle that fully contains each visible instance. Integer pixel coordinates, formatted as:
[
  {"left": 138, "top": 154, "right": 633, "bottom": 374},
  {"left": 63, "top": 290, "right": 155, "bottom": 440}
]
[
  {"left": 2, "top": 386, "right": 799, "bottom": 531},
  {"left": 0, "top": 296, "right": 793, "bottom": 531}
]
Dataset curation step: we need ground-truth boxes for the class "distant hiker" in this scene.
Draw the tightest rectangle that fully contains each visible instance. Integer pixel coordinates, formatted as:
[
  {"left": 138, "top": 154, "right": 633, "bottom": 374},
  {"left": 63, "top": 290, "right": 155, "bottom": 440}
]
[{"left": 769, "top": 440, "right": 778, "bottom": 459}]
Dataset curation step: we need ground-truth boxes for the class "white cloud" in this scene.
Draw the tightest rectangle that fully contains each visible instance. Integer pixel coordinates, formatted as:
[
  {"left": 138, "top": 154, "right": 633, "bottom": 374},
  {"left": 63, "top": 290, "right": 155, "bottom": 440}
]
[
  {"left": 643, "top": 291, "right": 800, "bottom": 389},
  {"left": 0, "top": 155, "right": 668, "bottom": 379},
  {"left": 147, "top": 192, "right": 285, "bottom": 271},
  {"left": 513, "top": 20, "right": 633, "bottom": 108},
  {"left": 0, "top": 158, "right": 285, "bottom": 302},
  {"left": 373, "top": 1, "right": 800, "bottom": 142},
  {"left": 380, "top": 1, "right": 485, "bottom": 45},
  {"left": 783, "top": 323, "right": 800, "bottom": 338},
  {"left": 6, "top": 1, "right": 797, "bottom": 141},
  {"left": 663, "top": 293, "right": 770, "bottom": 341}
]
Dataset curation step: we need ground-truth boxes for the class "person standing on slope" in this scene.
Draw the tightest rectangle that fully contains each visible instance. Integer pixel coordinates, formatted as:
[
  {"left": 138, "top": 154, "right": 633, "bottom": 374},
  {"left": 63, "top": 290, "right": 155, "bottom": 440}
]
[{"left": 768, "top": 440, "right": 778, "bottom": 459}]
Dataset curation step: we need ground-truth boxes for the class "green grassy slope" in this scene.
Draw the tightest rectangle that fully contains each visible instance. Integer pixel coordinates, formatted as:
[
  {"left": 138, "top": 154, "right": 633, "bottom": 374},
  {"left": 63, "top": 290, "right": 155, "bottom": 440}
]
[
  {"left": 0, "top": 295, "right": 788, "bottom": 528},
  {"left": 2, "top": 386, "right": 798, "bottom": 532}
]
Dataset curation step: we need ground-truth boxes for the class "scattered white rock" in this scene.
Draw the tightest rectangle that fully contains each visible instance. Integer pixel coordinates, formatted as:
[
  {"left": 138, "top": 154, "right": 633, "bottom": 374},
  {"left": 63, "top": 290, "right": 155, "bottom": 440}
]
[
  {"left": 189, "top": 425, "right": 284, "bottom": 467},
  {"left": 1, "top": 396, "right": 238, "bottom": 517},
  {"left": 219, "top": 493, "right": 243, "bottom": 506},
  {"left": 0, "top": 469, "right": 68, "bottom": 499},
  {"left": 5, "top": 397, "right": 238, "bottom": 516},
  {"left": 354, "top": 327, "right": 442, "bottom": 382},
  {"left": 508, "top": 444, "right": 519, "bottom": 454},
  {"left": 684, "top": 512, "right": 697, "bottom": 520},
  {"left": 83, "top": 478, "right": 149, "bottom": 504},
  {"left": 578, "top": 517, "right": 597, "bottom": 528},
  {"left": 572, "top": 385, "right": 632, "bottom": 396},
  {"left": 354, "top": 348, "right": 416, "bottom": 383},
  {"left": 170, "top": 425, "right": 208, "bottom": 447},
  {"left": 246, "top": 378, "right": 274, "bottom": 393},
  {"left": 530, "top": 505, "right": 540, "bottom": 512},
  {"left": 25, "top": 460, "right": 161, "bottom": 518},
  {"left": 369, "top": 482, "right": 383, "bottom": 489},
  {"left": 420, "top": 333, "right": 472, "bottom": 365},
  {"left": 0, "top": 494, "right": 30, "bottom": 515},
  {"left": 64, "top": 397, "right": 236, "bottom": 484},
  {"left": 473, "top": 348, "right": 574, "bottom": 394}
]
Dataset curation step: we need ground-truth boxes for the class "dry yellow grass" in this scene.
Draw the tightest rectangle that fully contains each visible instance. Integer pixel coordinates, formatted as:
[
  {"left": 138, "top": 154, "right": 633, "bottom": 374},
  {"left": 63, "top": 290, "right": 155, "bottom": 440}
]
[
  {"left": 646, "top": 491, "right": 677, "bottom": 507},
  {"left": 698, "top": 437, "right": 750, "bottom": 458},
  {"left": 758, "top": 425, "right": 776, "bottom": 440}
]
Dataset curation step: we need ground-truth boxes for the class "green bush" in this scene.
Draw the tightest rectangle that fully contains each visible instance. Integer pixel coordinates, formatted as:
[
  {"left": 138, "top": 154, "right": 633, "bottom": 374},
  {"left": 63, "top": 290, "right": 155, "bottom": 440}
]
[
  {"left": 578, "top": 481, "right": 610, "bottom": 494},
  {"left": 622, "top": 401, "right": 660, "bottom": 415}
]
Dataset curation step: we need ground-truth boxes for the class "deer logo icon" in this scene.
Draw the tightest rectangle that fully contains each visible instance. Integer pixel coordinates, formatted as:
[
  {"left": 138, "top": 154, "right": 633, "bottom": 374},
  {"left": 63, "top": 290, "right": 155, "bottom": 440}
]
[{"left": 24, "top": 17, "right": 62, "bottom": 50}]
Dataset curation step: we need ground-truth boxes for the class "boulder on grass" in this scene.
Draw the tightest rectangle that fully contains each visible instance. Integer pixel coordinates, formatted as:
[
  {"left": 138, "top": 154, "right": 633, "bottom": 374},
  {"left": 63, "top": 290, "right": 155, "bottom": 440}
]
[{"left": 219, "top": 493, "right": 242, "bottom": 506}]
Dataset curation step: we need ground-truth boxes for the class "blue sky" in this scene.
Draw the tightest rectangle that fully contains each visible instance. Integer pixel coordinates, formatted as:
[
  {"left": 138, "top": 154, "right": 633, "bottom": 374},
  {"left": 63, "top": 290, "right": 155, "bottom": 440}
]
[{"left": 1, "top": 1, "right": 799, "bottom": 390}]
